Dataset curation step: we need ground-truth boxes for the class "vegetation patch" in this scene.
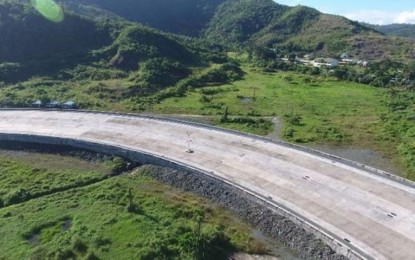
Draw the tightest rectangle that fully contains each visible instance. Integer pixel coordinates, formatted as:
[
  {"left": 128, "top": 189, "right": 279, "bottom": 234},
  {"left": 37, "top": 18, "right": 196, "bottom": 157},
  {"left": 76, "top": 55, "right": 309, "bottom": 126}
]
[
  {"left": 0, "top": 153, "right": 104, "bottom": 207},
  {"left": 0, "top": 149, "right": 271, "bottom": 259}
]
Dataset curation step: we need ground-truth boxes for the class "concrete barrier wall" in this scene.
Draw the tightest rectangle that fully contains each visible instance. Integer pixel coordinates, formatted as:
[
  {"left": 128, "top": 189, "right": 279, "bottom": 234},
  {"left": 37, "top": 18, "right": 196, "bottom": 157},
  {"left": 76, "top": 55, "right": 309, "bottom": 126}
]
[{"left": 0, "top": 132, "right": 368, "bottom": 259}]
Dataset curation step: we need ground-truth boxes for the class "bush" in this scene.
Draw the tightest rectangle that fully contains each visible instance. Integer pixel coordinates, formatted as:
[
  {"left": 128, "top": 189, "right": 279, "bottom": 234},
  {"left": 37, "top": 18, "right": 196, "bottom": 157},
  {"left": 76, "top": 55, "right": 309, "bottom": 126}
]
[
  {"left": 199, "top": 95, "right": 211, "bottom": 103},
  {"left": 154, "top": 63, "right": 243, "bottom": 102},
  {"left": 107, "top": 157, "right": 129, "bottom": 175},
  {"left": 284, "top": 128, "right": 296, "bottom": 138},
  {"left": 85, "top": 250, "right": 100, "bottom": 260},
  {"left": 284, "top": 113, "right": 302, "bottom": 126},
  {"left": 72, "top": 238, "right": 88, "bottom": 254},
  {"left": 132, "top": 58, "right": 191, "bottom": 93},
  {"left": 3, "top": 188, "right": 30, "bottom": 206}
]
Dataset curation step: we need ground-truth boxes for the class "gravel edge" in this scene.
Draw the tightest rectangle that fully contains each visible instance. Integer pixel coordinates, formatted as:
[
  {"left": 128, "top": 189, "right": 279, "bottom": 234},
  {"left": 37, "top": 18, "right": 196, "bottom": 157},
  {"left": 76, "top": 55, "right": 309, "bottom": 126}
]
[{"left": 140, "top": 165, "right": 348, "bottom": 260}]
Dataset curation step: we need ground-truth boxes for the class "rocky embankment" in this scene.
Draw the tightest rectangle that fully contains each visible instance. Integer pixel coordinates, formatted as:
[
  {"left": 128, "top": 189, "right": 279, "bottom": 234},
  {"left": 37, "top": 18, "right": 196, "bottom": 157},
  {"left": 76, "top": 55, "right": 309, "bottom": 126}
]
[{"left": 140, "top": 165, "right": 348, "bottom": 260}]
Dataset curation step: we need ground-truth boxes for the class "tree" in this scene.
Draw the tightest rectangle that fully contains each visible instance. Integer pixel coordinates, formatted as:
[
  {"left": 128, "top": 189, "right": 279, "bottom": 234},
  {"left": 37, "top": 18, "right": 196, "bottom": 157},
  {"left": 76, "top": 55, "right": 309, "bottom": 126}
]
[
  {"left": 220, "top": 106, "right": 229, "bottom": 123},
  {"left": 127, "top": 188, "right": 141, "bottom": 213},
  {"left": 288, "top": 53, "right": 296, "bottom": 63},
  {"left": 406, "top": 61, "right": 415, "bottom": 80},
  {"left": 334, "top": 67, "right": 348, "bottom": 80}
]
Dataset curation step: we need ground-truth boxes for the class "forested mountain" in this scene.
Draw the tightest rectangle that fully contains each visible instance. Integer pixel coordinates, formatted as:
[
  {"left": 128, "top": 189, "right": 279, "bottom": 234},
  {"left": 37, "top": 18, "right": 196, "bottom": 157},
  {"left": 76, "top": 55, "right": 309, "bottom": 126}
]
[
  {"left": 0, "top": 0, "right": 224, "bottom": 86},
  {"left": 0, "top": 0, "right": 246, "bottom": 106},
  {"left": 59, "top": 0, "right": 226, "bottom": 36},
  {"left": 59, "top": 0, "right": 415, "bottom": 61},
  {"left": 202, "top": 0, "right": 415, "bottom": 60},
  {"left": 0, "top": 1, "right": 117, "bottom": 81},
  {"left": 366, "top": 23, "right": 415, "bottom": 39},
  {"left": 0, "top": 2, "right": 113, "bottom": 63},
  {"left": 203, "top": 0, "right": 289, "bottom": 46}
]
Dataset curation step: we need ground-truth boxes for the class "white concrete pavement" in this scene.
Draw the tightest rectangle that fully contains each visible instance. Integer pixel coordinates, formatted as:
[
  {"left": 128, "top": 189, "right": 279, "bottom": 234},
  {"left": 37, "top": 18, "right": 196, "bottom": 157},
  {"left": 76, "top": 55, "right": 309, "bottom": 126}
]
[{"left": 0, "top": 110, "right": 414, "bottom": 259}]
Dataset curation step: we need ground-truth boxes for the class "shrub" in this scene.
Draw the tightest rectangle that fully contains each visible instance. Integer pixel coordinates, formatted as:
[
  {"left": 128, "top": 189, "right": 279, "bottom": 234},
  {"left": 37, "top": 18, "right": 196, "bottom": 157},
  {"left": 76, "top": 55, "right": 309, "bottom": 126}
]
[
  {"left": 85, "top": 250, "right": 100, "bottom": 260},
  {"left": 72, "top": 237, "right": 88, "bottom": 254},
  {"left": 199, "top": 95, "right": 211, "bottom": 103},
  {"left": 3, "top": 188, "right": 30, "bottom": 206}
]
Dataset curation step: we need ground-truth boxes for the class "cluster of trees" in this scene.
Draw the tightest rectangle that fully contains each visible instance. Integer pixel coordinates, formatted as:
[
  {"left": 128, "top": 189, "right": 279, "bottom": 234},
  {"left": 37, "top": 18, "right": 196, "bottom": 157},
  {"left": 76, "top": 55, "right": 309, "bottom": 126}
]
[
  {"left": 128, "top": 58, "right": 191, "bottom": 95},
  {"left": 250, "top": 45, "right": 415, "bottom": 88},
  {"left": 152, "top": 62, "right": 244, "bottom": 103},
  {"left": 330, "top": 60, "right": 415, "bottom": 88},
  {"left": 203, "top": 0, "right": 288, "bottom": 47}
]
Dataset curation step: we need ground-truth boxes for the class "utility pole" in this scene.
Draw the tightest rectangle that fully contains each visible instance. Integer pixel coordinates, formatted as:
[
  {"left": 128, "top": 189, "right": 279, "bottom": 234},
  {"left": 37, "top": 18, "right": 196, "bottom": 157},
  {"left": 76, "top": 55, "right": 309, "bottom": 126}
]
[
  {"left": 186, "top": 132, "right": 194, "bottom": 153},
  {"left": 249, "top": 86, "right": 259, "bottom": 100}
]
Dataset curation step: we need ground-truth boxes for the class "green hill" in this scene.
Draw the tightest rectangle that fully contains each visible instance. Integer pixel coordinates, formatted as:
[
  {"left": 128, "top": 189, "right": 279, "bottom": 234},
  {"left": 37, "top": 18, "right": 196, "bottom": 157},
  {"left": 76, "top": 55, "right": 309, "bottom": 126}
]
[
  {"left": 203, "top": 0, "right": 288, "bottom": 47},
  {"left": 0, "top": 1, "right": 243, "bottom": 109},
  {"left": 366, "top": 23, "right": 415, "bottom": 39},
  {"left": 0, "top": 1, "right": 220, "bottom": 86},
  {"left": 60, "top": 0, "right": 226, "bottom": 37},
  {"left": 0, "top": 1, "right": 114, "bottom": 79},
  {"left": 203, "top": 1, "right": 415, "bottom": 61},
  {"left": 59, "top": 0, "right": 415, "bottom": 61}
]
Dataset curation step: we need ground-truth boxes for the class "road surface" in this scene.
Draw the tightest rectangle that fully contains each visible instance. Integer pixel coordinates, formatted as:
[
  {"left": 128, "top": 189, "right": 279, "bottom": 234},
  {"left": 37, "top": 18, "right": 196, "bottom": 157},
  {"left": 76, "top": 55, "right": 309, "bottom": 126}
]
[{"left": 0, "top": 110, "right": 414, "bottom": 260}]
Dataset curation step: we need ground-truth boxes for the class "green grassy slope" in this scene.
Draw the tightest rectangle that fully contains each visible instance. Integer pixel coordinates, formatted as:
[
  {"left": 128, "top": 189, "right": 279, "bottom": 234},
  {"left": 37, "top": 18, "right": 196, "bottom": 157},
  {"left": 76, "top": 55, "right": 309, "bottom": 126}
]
[
  {"left": 366, "top": 23, "right": 415, "bottom": 39},
  {"left": 0, "top": 151, "right": 269, "bottom": 259},
  {"left": 151, "top": 66, "right": 385, "bottom": 145},
  {"left": 0, "top": 151, "right": 115, "bottom": 207}
]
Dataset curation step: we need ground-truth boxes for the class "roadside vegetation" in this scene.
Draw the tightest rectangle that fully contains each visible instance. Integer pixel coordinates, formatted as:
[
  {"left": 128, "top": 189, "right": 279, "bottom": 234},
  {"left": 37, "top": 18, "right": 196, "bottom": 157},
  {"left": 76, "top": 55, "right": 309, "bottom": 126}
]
[
  {"left": 380, "top": 89, "right": 415, "bottom": 179},
  {"left": 150, "top": 64, "right": 415, "bottom": 178},
  {"left": 0, "top": 149, "right": 270, "bottom": 259},
  {"left": 152, "top": 67, "right": 385, "bottom": 143},
  {"left": 0, "top": 151, "right": 109, "bottom": 207}
]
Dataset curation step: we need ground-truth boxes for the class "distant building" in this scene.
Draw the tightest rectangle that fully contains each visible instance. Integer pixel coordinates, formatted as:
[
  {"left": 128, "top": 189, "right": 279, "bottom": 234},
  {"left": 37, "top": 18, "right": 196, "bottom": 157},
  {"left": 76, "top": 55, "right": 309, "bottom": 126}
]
[
  {"left": 312, "top": 58, "right": 339, "bottom": 68},
  {"left": 303, "top": 53, "right": 315, "bottom": 60},
  {"left": 46, "top": 101, "right": 60, "bottom": 108},
  {"left": 340, "top": 53, "right": 349, "bottom": 59},
  {"left": 62, "top": 101, "right": 76, "bottom": 109},
  {"left": 341, "top": 58, "right": 359, "bottom": 65},
  {"left": 323, "top": 58, "right": 340, "bottom": 67},
  {"left": 298, "top": 59, "right": 312, "bottom": 65},
  {"left": 32, "top": 100, "right": 42, "bottom": 108},
  {"left": 389, "top": 78, "right": 398, "bottom": 84}
]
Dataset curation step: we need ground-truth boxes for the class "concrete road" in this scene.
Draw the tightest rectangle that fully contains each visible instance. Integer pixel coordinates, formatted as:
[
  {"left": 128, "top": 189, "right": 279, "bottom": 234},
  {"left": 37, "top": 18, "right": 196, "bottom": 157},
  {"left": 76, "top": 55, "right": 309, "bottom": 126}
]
[{"left": 0, "top": 110, "right": 414, "bottom": 260}]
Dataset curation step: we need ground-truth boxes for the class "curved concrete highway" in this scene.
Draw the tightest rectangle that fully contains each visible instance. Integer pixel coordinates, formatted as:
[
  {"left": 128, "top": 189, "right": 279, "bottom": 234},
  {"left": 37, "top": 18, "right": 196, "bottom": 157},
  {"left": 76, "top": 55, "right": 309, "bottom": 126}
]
[{"left": 1, "top": 110, "right": 415, "bottom": 259}]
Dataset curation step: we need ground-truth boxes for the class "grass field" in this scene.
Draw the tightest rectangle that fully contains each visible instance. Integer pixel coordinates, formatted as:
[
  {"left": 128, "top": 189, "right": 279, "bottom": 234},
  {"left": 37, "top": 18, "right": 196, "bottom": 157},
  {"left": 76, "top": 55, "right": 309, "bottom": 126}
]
[
  {"left": 152, "top": 68, "right": 385, "bottom": 143},
  {"left": 0, "top": 150, "right": 271, "bottom": 259},
  {"left": 150, "top": 67, "right": 401, "bottom": 161},
  {"left": 0, "top": 150, "right": 117, "bottom": 207}
]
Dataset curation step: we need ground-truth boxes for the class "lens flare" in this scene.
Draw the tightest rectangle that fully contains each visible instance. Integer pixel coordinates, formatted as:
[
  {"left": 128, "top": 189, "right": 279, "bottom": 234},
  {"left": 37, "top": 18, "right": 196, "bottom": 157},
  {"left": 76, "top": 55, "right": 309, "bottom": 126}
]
[{"left": 31, "top": 0, "right": 64, "bottom": 23}]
